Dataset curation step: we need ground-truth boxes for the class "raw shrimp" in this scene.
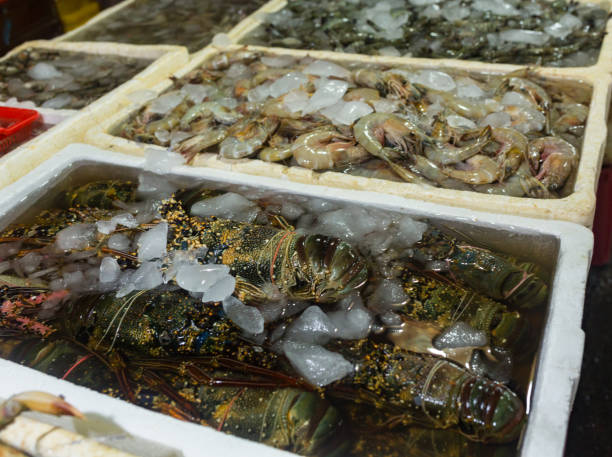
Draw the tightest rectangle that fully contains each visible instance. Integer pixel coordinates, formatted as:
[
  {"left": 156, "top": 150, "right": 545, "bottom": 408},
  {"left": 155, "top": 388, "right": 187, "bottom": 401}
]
[
  {"left": 442, "top": 155, "right": 500, "bottom": 185},
  {"left": 179, "top": 101, "right": 241, "bottom": 129},
  {"left": 497, "top": 72, "right": 552, "bottom": 134},
  {"left": 424, "top": 126, "right": 492, "bottom": 165},
  {"left": 292, "top": 127, "right": 369, "bottom": 170},
  {"left": 218, "top": 116, "right": 279, "bottom": 159},
  {"left": 528, "top": 137, "right": 578, "bottom": 190},
  {"left": 491, "top": 128, "right": 528, "bottom": 181}
]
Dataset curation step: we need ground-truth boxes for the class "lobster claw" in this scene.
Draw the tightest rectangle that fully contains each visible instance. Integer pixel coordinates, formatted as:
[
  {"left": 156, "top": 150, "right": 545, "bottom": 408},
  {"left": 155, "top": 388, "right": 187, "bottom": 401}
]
[{"left": 1, "top": 391, "right": 83, "bottom": 428}]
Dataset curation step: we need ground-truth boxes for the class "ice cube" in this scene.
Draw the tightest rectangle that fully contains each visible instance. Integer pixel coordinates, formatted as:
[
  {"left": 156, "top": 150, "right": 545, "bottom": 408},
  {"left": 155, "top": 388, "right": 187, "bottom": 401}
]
[
  {"left": 144, "top": 148, "right": 185, "bottom": 174},
  {"left": 176, "top": 263, "right": 230, "bottom": 293},
  {"left": 99, "top": 257, "right": 121, "bottom": 283},
  {"left": 200, "top": 275, "right": 236, "bottom": 302},
  {"left": 137, "top": 222, "right": 168, "bottom": 261},
  {"left": 285, "top": 306, "right": 334, "bottom": 345},
  {"left": 28, "top": 62, "right": 63, "bottom": 80},
  {"left": 55, "top": 223, "right": 95, "bottom": 251},
  {"left": 433, "top": 322, "right": 487, "bottom": 349},
  {"left": 223, "top": 296, "right": 265, "bottom": 334},
  {"left": 303, "top": 60, "right": 351, "bottom": 79},
  {"left": 283, "top": 341, "right": 354, "bottom": 386},
  {"left": 191, "top": 192, "right": 260, "bottom": 223}
]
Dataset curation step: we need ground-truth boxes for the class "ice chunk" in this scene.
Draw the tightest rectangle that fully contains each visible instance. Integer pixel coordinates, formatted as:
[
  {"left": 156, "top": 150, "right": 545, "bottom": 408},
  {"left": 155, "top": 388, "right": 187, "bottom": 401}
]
[
  {"left": 18, "top": 252, "right": 42, "bottom": 274},
  {"left": 480, "top": 112, "right": 511, "bottom": 128},
  {"left": 261, "top": 55, "right": 297, "bottom": 68},
  {"left": 138, "top": 173, "right": 177, "bottom": 198},
  {"left": 328, "top": 303, "right": 372, "bottom": 339},
  {"left": 247, "top": 81, "right": 272, "bottom": 102},
  {"left": 63, "top": 270, "right": 85, "bottom": 289},
  {"left": 422, "top": 4, "right": 441, "bottom": 18},
  {"left": 434, "top": 322, "right": 487, "bottom": 349},
  {"left": 501, "top": 91, "right": 533, "bottom": 108},
  {"left": 137, "top": 222, "right": 167, "bottom": 261},
  {"left": 283, "top": 341, "right": 354, "bottom": 386},
  {"left": 414, "top": 70, "right": 456, "bottom": 92},
  {"left": 175, "top": 263, "right": 230, "bottom": 292},
  {"left": 279, "top": 201, "right": 305, "bottom": 220},
  {"left": 100, "top": 257, "right": 121, "bottom": 283},
  {"left": 285, "top": 306, "right": 334, "bottom": 345},
  {"left": 320, "top": 100, "right": 373, "bottom": 126},
  {"left": 212, "top": 33, "right": 232, "bottom": 47},
  {"left": 302, "top": 79, "right": 349, "bottom": 114},
  {"left": 303, "top": 60, "right": 350, "bottom": 79},
  {"left": 396, "top": 215, "right": 428, "bottom": 246},
  {"left": 42, "top": 94, "right": 72, "bottom": 109},
  {"left": 144, "top": 148, "right": 185, "bottom": 174},
  {"left": 28, "top": 62, "right": 63, "bottom": 80},
  {"left": 191, "top": 192, "right": 260, "bottom": 223},
  {"left": 154, "top": 129, "right": 170, "bottom": 144},
  {"left": 180, "top": 84, "right": 212, "bottom": 104},
  {"left": 447, "top": 115, "right": 476, "bottom": 129},
  {"left": 130, "top": 261, "right": 163, "bottom": 290},
  {"left": 149, "top": 92, "right": 184, "bottom": 115},
  {"left": 372, "top": 98, "right": 400, "bottom": 113},
  {"left": 269, "top": 72, "right": 309, "bottom": 98},
  {"left": 378, "top": 46, "right": 401, "bottom": 57},
  {"left": 442, "top": 5, "right": 469, "bottom": 21},
  {"left": 55, "top": 223, "right": 95, "bottom": 251},
  {"left": 499, "top": 30, "right": 549, "bottom": 46},
  {"left": 456, "top": 82, "right": 485, "bottom": 99},
  {"left": 96, "top": 220, "right": 117, "bottom": 235},
  {"left": 472, "top": 0, "right": 518, "bottom": 16},
  {"left": 282, "top": 89, "right": 310, "bottom": 113},
  {"left": 367, "top": 279, "right": 409, "bottom": 312},
  {"left": 545, "top": 14, "right": 582, "bottom": 39},
  {"left": 223, "top": 296, "right": 265, "bottom": 334},
  {"left": 201, "top": 275, "right": 236, "bottom": 302}
]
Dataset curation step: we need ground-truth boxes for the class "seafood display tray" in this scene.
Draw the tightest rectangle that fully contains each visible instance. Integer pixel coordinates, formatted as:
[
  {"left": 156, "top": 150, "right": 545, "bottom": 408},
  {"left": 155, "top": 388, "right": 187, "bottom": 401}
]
[
  {"left": 86, "top": 44, "right": 612, "bottom": 227},
  {"left": 0, "top": 40, "right": 189, "bottom": 190},
  {"left": 0, "top": 143, "right": 593, "bottom": 457},
  {"left": 230, "top": 0, "right": 612, "bottom": 73},
  {"left": 54, "top": 0, "right": 284, "bottom": 54}
]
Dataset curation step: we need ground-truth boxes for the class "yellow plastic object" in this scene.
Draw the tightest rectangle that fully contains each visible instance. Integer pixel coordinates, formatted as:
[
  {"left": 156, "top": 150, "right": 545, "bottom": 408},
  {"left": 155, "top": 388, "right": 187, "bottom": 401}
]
[{"left": 55, "top": 0, "right": 100, "bottom": 31}]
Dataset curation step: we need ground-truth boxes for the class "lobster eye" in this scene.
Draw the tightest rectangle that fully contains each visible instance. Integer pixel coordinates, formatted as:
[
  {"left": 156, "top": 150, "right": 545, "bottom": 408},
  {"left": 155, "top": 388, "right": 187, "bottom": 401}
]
[{"left": 158, "top": 330, "right": 172, "bottom": 346}]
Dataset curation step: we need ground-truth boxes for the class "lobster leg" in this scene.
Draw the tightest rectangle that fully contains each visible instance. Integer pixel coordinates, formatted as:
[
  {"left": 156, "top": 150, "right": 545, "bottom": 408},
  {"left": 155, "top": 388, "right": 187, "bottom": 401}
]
[
  {"left": 138, "top": 369, "right": 206, "bottom": 424},
  {"left": 132, "top": 357, "right": 309, "bottom": 390}
]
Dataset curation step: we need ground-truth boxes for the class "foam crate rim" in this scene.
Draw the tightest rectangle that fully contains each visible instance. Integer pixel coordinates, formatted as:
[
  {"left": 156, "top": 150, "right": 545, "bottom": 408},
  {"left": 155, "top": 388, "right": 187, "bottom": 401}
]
[
  {"left": 0, "top": 144, "right": 593, "bottom": 457},
  {"left": 85, "top": 43, "right": 612, "bottom": 227}
]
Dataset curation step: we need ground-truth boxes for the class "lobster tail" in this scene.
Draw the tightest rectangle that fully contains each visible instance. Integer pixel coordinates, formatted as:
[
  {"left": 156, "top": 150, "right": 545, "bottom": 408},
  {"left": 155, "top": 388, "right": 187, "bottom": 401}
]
[{"left": 458, "top": 377, "right": 525, "bottom": 443}]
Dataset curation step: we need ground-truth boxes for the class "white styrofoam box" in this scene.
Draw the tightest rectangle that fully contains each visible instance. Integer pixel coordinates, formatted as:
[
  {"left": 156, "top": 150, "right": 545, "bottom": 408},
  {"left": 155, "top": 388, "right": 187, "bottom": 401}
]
[
  {"left": 85, "top": 44, "right": 612, "bottom": 226},
  {"left": 54, "top": 0, "right": 281, "bottom": 55},
  {"left": 0, "top": 40, "right": 189, "bottom": 190},
  {"left": 230, "top": 0, "right": 612, "bottom": 72},
  {"left": 0, "top": 144, "right": 592, "bottom": 457}
]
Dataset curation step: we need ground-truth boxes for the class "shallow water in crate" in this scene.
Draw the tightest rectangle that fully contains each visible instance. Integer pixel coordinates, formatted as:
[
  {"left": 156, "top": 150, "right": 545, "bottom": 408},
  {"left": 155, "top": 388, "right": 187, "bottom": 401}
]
[{"left": 0, "top": 163, "right": 559, "bottom": 456}]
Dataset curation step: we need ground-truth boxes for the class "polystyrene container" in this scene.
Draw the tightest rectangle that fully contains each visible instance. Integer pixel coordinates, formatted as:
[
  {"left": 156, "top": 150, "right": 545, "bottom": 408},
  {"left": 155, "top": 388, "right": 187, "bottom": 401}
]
[
  {"left": 232, "top": 0, "right": 612, "bottom": 72},
  {"left": 0, "top": 40, "right": 188, "bottom": 189},
  {"left": 0, "top": 144, "right": 593, "bottom": 457},
  {"left": 85, "top": 44, "right": 612, "bottom": 227},
  {"left": 54, "top": 0, "right": 283, "bottom": 53}
]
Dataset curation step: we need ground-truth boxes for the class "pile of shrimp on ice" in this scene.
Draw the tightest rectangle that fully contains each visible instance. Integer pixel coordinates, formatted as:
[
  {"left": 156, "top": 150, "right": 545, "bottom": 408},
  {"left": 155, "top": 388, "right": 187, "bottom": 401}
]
[{"left": 119, "top": 49, "right": 590, "bottom": 199}]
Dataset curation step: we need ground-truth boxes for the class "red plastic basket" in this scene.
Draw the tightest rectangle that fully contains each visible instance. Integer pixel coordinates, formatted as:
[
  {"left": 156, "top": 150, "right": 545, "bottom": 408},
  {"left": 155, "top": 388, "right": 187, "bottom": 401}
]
[
  {"left": 592, "top": 166, "right": 612, "bottom": 266},
  {"left": 0, "top": 106, "right": 41, "bottom": 155}
]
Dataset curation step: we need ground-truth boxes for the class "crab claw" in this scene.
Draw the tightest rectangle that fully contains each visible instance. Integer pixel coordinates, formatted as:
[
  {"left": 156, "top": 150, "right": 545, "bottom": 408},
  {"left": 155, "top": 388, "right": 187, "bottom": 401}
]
[{"left": 1, "top": 391, "right": 83, "bottom": 427}]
